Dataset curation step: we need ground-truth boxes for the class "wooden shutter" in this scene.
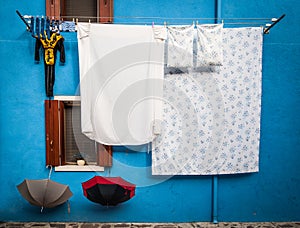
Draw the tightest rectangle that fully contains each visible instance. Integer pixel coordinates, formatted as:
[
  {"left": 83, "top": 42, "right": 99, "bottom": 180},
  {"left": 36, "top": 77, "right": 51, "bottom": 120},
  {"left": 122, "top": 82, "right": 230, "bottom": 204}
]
[
  {"left": 46, "top": 0, "right": 61, "bottom": 20},
  {"left": 45, "top": 100, "right": 64, "bottom": 166},
  {"left": 97, "top": 143, "right": 113, "bottom": 167},
  {"left": 99, "top": 0, "right": 113, "bottom": 23}
]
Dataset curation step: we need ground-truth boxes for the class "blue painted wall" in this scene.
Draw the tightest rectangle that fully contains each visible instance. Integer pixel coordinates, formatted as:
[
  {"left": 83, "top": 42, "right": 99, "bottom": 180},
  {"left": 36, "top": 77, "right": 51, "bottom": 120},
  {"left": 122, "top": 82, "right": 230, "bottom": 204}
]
[{"left": 0, "top": 0, "right": 299, "bottom": 222}]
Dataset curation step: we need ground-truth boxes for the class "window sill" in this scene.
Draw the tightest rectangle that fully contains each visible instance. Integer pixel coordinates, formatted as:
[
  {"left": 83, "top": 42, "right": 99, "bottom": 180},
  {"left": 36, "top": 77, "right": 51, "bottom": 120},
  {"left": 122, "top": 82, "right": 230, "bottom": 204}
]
[{"left": 54, "top": 165, "right": 104, "bottom": 172}]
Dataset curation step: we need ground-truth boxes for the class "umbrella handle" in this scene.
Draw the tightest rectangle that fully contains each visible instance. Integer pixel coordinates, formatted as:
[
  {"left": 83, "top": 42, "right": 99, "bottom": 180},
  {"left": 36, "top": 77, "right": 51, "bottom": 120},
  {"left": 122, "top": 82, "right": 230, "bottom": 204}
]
[
  {"left": 67, "top": 200, "right": 71, "bottom": 214},
  {"left": 47, "top": 165, "right": 53, "bottom": 179}
]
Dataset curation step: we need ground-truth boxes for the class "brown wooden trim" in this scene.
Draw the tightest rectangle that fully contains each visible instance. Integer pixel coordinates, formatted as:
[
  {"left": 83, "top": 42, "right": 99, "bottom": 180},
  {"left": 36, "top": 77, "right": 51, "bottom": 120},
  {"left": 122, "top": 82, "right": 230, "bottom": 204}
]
[
  {"left": 46, "top": 0, "right": 61, "bottom": 19},
  {"left": 45, "top": 100, "right": 59, "bottom": 166},
  {"left": 60, "top": 0, "right": 66, "bottom": 21},
  {"left": 45, "top": 100, "right": 66, "bottom": 166},
  {"left": 58, "top": 101, "right": 65, "bottom": 165},
  {"left": 99, "top": 0, "right": 113, "bottom": 23},
  {"left": 97, "top": 143, "right": 113, "bottom": 167}
]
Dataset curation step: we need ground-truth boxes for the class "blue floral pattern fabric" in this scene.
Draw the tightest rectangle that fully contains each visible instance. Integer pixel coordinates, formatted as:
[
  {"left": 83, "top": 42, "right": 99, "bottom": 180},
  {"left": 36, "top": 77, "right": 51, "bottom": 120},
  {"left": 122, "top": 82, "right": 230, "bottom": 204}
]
[
  {"left": 152, "top": 27, "right": 263, "bottom": 175},
  {"left": 61, "top": 21, "right": 76, "bottom": 32},
  {"left": 196, "top": 24, "right": 223, "bottom": 66},
  {"left": 167, "top": 25, "right": 194, "bottom": 68}
]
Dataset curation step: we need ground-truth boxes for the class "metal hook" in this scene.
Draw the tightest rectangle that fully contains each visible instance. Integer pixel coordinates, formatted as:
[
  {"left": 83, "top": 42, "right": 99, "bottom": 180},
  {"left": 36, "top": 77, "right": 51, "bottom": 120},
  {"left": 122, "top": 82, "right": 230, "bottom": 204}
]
[
  {"left": 264, "top": 14, "right": 285, "bottom": 34},
  {"left": 16, "top": 10, "right": 32, "bottom": 32}
]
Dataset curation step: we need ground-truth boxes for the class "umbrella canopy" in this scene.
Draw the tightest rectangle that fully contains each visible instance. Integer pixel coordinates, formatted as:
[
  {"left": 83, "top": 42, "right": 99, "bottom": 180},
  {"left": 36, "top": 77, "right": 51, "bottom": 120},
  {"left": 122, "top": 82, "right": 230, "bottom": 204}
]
[
  {"left": 82, "top": 176, "right": 136, "bottom": 206},
  {"left": 17, "top": 179, "right": 73, "bottom": 209}
]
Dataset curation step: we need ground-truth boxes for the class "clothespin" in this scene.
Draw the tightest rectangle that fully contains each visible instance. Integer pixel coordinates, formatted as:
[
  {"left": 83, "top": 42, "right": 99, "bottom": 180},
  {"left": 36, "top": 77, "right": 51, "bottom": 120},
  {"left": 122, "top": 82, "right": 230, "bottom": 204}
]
[
  {"left": 263, "top": 14, "right": 285, "bottom": 34},
  {"left": 58, "top": 20, "right": 62, "bottom": 33},
  {"left": 152, "top": 21, "right": 154, "bottom": 28},
  {"left": 75, "top": 18, "right": 78, "bottom": 31},
  {"left": 164, "top": 21, "right": 167, "bottom": 28},
  {"left": 88, "top": 19, "right": 91, "bottom": 24},
  {"left": 264, "top": 23, "right": 272, "bottom": 34}
]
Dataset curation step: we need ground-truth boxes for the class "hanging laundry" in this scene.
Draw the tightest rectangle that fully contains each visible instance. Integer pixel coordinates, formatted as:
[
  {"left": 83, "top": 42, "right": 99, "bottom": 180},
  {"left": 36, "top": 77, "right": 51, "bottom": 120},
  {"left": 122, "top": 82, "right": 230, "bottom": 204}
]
[
  {"left": 167, "top": 25, "right": 194, "bottom": 68},
  {"left": 40, "top": 17, "right": 45, "bottom": 39},
  {"left": 61, "top": 21, "right": 76, "bottom": 32},
  {"left": 151, "top": 25, "right": 168, "bottom": 135},
  {"left": 50, "top": 20, "right": 60, "bottom": 33},
  {"left": 30, "top": 16, "right": 35, "bottom": 36},
  {"left": 152, "top": 27, "right": 263, "bottom": 175},
  {"left": 77, "top": 23, "right": 164, "bottom": 145},
  {"left": 35, "top": 17, "right": 40, "bottom": 37},
  {"left": 45, "top": 18, "right": 51, "bottom": 38},
  {"left": 35, "top": 32, "right": 65, "bottom": 97},
  {"left": 196, "top": 24, "right": 223, "bottom": 67},
  {"left": 152, "top": 26, "right": 167, "bottom": 41}
]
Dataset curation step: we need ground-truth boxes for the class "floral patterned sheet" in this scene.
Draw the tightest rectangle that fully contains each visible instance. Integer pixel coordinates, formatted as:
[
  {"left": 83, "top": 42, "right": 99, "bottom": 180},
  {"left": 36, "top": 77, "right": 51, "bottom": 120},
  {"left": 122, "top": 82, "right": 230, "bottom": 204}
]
[{"left": 152, "top": 27, "right": 263, "bottom": 175}]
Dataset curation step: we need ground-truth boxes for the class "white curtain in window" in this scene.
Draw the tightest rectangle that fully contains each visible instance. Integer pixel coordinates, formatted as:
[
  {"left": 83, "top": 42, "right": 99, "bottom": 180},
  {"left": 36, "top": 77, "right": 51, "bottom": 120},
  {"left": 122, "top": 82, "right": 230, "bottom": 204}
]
[
  {"left": 77, "top": 23, "right": 164, "bottom": 145},
  {"left": 152, "top": 27, "right": 263, "bottom": 175}
]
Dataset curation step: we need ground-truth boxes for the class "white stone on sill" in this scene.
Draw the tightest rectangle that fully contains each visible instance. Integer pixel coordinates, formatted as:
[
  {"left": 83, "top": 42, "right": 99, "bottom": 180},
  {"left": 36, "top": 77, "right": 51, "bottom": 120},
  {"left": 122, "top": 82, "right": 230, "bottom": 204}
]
[{"left": 54, "top": 165, "right": 104, "bottom": 172}]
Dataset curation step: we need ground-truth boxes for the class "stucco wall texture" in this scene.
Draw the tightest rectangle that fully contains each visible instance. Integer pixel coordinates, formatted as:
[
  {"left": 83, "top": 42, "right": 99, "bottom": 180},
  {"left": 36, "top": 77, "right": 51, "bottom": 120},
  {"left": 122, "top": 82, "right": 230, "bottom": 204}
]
[{"left": 0, "top": 0, "right": 299, "bottom": 223}]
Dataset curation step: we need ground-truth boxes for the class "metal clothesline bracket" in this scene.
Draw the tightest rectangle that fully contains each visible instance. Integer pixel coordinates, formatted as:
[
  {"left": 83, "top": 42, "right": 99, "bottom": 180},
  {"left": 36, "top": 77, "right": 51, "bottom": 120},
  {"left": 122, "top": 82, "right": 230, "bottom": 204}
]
[
  {"left": 263, "top": 14, "right": 285, "bottom": 34},
  {"left": 16, "top": 10, "right": 286, "bottom": 35},
  {"left": 16, "top": 10, "right": 32, "bottom": 32}
]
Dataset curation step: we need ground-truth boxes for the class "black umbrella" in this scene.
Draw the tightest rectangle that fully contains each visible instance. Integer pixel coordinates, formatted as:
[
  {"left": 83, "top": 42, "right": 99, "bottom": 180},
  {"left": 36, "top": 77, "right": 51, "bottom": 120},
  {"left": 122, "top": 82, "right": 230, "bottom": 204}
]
[{"left": 82, "top": 176, "right": 136, "bottom": 206}]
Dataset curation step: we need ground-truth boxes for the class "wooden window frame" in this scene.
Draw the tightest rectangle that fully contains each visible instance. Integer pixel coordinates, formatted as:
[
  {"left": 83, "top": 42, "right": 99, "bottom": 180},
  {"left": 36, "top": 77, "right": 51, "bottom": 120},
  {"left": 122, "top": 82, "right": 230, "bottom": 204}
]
[
  {"left": 46, "top": 0, "right": 113, "bottom": 23},
  {"left": 45, "top": 99, "right": 112, "bottom": 168}
]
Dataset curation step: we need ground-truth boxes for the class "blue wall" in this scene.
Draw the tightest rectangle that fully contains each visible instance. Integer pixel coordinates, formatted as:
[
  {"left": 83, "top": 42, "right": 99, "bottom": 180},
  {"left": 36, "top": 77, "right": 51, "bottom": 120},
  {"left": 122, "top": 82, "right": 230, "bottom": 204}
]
[{"left": 0, "top": 0, "right": 299, "bottom": 222}]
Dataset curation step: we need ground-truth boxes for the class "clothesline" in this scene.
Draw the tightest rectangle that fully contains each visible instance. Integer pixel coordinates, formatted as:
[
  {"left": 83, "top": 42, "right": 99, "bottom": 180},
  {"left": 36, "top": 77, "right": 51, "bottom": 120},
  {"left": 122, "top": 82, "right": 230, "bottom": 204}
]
[
  {"left": 61, "top": 16, "right": 274, "bottom": 26},
  {"left": 16, "top": 10, "right": 285, "bottom": 34},
  {"left": 24, "top": 15, "right": 276, "bottom": 21}
]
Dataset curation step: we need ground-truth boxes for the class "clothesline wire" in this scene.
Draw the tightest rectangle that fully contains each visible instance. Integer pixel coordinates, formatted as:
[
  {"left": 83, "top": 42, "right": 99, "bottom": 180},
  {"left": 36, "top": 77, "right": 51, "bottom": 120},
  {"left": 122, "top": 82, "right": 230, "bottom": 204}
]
[
  {"left": 59, "top": 15, "right": 273, "bottom": 20},
  {"left": 62, "top": 21, "right": 268, "bottom": 26},
  {"left": 37, "top": 16, "right": 274, "bottom": 26},
  {"left": 17, "top": 10, "right": 285, "bottom": 34},
  {"left": 23, "top": 14, "right": 275, "bottom": 22},
  {"left": 62, "top": 16, "right": 272, "bottom": 25}
]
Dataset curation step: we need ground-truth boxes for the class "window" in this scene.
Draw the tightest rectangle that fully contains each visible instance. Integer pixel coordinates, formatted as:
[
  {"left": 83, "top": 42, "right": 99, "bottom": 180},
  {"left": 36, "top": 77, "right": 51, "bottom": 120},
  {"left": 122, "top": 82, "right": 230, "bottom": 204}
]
[
  {"left": 45, "top": 97, "right": 112, "bottom": 171},
  {"left": 63, "top": 101, "right": 96, "bottom": 165},
  {"left": 46, "top": 0, "right": 113, "bottom": 23}
]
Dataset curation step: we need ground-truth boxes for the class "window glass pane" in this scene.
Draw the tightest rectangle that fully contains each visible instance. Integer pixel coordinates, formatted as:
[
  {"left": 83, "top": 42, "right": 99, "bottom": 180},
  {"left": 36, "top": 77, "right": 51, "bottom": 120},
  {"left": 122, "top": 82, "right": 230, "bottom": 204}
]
[
  {"left": 64, "top": 104, "right": 96, "bottom": 164},
  {"left": 63, "top": 0, "right": 97, "bottom": 22}
]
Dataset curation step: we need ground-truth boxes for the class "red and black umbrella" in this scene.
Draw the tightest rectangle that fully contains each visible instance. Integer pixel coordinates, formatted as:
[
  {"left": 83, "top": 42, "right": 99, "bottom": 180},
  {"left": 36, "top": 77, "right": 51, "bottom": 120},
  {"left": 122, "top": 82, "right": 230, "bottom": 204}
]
[{"left": 82, "top": 176, "right": 136, "bottom": 206}]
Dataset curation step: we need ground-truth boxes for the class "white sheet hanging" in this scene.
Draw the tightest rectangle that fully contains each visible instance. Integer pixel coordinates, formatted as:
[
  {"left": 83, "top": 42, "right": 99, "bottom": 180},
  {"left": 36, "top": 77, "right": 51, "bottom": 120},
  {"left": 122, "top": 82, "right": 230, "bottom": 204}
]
[
  {"left": 196, "top": 24, "right": 223, "bottom": 66},
  {"left": 152, "top": 27, "right": 263, "bottom": 175},
  {"left": 167, "top": 25, "right": 194, "bottom": 68},
  {"left": 77, "top": 23, "right": 164, "bottom": 145}
]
